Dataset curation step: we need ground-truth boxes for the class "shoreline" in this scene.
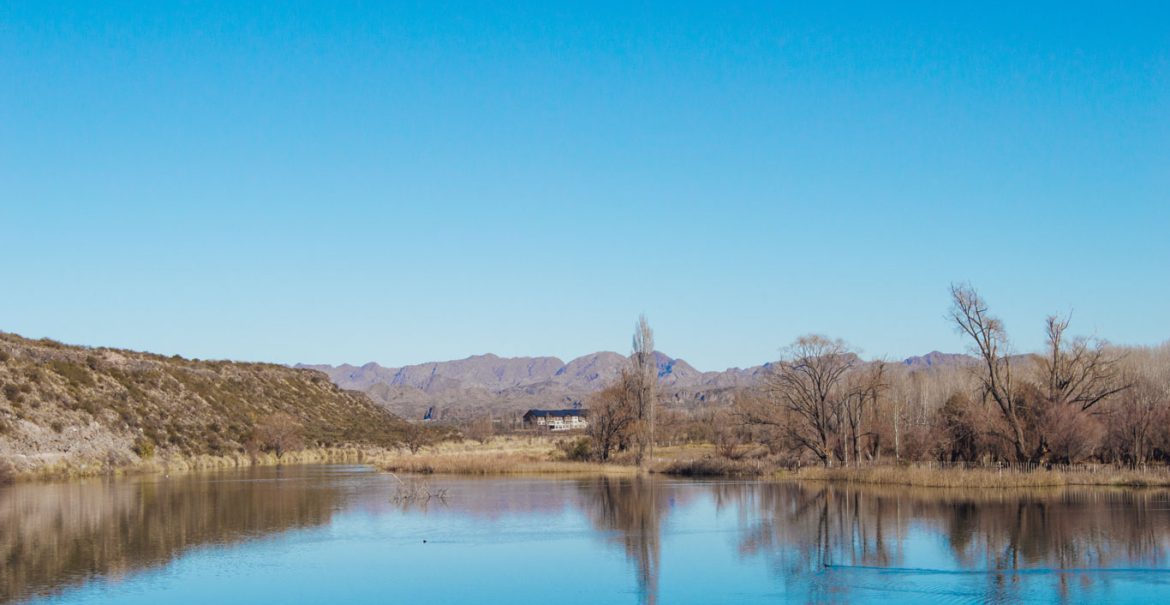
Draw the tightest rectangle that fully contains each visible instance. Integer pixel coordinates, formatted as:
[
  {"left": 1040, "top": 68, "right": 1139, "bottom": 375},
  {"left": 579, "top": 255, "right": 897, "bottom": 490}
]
[
  {"left": 3, "top": 446, "right": 396, "bottom": 483},
  {"left": 8, "top": 438, "right": 1170, "bottom": 490},
  {"left": 783, "top": 465, "right": 1170, "bottom": 489}
]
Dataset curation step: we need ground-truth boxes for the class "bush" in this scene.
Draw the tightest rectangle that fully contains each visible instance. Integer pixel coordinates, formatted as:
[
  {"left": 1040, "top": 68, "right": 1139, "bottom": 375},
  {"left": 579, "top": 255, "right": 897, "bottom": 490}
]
[
  {"left": 0, "top": 349, "right": 10, "bottom": 363},
  {"left": 2, "top": 383, "right": 19, "bottom": 401},
  {"left": 133, "top": 436, "right": 155, "bottom": 459},
  {"left": 0, "top": 458, "right": 15, "bottom": 485},
  {"left": 558, "top": 437, "right": 593, "bottom": 462},
  {"left": 662, "top": 457, "right": 764, "bottom": 477},
  {"left": 50, "top": 420, "right": 64, "bottom": 433},
  {"left": 466, "top": 416, "right": 495, "bottom": 444},
  {"left": 49, "top": 360, "right": 94, "bottom": 387}
]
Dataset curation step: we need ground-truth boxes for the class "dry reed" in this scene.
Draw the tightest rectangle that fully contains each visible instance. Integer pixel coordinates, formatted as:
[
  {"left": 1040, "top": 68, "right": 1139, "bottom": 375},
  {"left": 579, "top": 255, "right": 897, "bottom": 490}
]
[{"left": 788, "top": 465, "right": 1170, "bottom": 489}]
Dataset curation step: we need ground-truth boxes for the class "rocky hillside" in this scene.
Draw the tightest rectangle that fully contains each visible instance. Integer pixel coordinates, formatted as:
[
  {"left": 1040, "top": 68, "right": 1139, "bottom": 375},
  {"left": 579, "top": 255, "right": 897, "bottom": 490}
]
[{"left": 0, "top": 333, "right": 408, "bottom": 472}]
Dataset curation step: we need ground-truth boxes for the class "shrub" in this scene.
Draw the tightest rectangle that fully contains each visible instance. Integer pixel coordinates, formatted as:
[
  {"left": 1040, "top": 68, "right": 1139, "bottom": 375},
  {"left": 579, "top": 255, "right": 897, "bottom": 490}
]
[
  {"left": 466, "top": 416, "right": 495, "bottom": 444},
  {"left": 0, "top": 349, "right": 10, "bottom": 363},
  {"left": 49, "top": 360, "right": 93, "bottom": 387},
  {"left": 50, "top": 420, "right": 64, "bottom": 433},
  {"left": 662, "top": 457, "right": 764, "bottom": 477},
  {"left": 2, "top": 384, "right": 19, "bottom": 401},
  {"left": 132, "top": 437, "right": 155, "bottom": 459},
  {"left": 254, "top": 412, "right": 304, "bottom": 460},
  {"left": 0, "top": 458, "right": 15, "bottom": 485},
  {"left": 558, "top": 436, "right": 593, "bottom": 462}
]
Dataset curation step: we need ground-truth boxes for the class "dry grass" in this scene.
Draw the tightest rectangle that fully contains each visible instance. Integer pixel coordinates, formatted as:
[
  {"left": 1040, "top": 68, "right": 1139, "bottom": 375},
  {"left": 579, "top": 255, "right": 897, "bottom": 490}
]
[
  {"left": 660, "top": 457, "right": 766, "bottom": 477},
  {"left": 8, "top": 446, "right": 394, "bottom": 483},
  {"left": 787, "top": 465, "right": 1170, "bottom": 489},
  {"left": 379, "top": 436, "right": 636, "bottom": 476},
  {"left": 380, "top": 438, "right": 772, "bottom": 477}
]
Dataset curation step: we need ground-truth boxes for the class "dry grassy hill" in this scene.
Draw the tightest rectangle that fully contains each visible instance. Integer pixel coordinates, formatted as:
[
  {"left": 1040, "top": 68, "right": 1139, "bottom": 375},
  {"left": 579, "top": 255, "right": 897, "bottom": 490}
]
[{"left": 0, "top": 332, "right": 408, "bottom": 473}]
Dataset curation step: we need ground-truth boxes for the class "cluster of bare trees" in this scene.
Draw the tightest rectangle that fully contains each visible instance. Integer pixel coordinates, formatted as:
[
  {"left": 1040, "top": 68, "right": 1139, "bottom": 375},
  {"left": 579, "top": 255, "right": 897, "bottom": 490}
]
[
  {"left": 943, "top": 284, "right": 1135, "bottom": 464},
  {"left": 732, "top": 285, "right": 1168, "bottom": 467},
  {"left": 569, "top": 288, "right": 1167, "bottom": 470},
  {"left": 738, "top": 336, "right": 887, "bottom": 467},
  {"left": 588, "top": 315, "right": 659, "bottom": 466}
]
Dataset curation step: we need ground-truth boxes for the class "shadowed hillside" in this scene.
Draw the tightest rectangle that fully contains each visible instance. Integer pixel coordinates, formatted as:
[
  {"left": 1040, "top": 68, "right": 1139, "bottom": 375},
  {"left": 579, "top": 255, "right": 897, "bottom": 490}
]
[{"left": 0, "top": 333, "right": 408, "bottom": 473}]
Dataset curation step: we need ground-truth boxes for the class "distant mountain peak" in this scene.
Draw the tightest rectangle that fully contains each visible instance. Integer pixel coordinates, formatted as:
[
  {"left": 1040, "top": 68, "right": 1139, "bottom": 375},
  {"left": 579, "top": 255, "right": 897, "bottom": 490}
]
[{"left": 901, "top": 351, "right": 975, "bottom": 368}]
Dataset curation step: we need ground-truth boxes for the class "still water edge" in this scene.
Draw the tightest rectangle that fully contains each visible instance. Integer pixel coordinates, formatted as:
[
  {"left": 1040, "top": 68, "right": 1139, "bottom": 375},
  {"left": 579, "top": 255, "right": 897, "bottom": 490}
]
[{"left": 3, "top": 465, "right": 1170, "bottom": 604}]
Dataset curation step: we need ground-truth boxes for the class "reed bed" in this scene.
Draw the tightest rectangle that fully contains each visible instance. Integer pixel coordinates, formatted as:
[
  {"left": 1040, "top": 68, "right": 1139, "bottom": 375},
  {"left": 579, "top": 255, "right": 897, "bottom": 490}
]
[
  {"left": 788, "top": 465, "right": 1170, "bottom": 489},
  {"left": 380, "top": 451, "right": 636, "bottom": 476},
  {"left": 379, "top": 436, "right": 634, "bottom": 476},
  {"left": 659, "top": 457, "right": 766, "bottom": 477},
  {"left": 9, "top": 446, "right": 394, "bottom": 483}
]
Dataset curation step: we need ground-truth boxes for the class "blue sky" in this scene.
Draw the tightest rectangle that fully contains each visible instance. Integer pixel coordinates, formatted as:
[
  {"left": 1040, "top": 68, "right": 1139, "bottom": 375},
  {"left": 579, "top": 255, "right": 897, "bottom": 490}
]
[{"left": 1, "top": 2, "right": 1167, "bottom": 370}]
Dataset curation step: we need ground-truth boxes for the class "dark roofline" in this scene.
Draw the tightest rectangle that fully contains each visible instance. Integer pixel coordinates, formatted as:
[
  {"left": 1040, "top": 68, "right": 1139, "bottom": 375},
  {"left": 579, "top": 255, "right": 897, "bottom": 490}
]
[{"left": 524, "top": 409, "right": 588, "bottom": 418}]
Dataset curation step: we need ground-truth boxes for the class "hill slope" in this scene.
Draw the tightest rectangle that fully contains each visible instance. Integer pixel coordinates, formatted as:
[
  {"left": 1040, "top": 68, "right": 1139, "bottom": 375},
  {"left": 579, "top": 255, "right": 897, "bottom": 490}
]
[{"left": 0, "top": 333, "right": 408, "bottom": 472}]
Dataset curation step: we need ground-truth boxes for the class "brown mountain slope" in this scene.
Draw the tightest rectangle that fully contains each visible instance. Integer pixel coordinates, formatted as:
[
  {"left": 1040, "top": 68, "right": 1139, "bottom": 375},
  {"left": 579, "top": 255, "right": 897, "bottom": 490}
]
[
  {"left": 0, "top": 332, "right": 408, "bottom": 472},
  {"left": 302, "top": 350, "right": 976, "bottom": 421},
  {"left": 300, "top": 351, "right": 762, "bottom": 420}
]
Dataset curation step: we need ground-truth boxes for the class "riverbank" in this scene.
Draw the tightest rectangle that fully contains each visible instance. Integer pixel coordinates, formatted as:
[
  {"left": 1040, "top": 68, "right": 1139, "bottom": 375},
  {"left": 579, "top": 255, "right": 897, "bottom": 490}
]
[
  {"left": 10, "top": 435, "right": 1170, "bottom": 490},
  {"left": 784, "top": 465, "right": 1170, "bottom": 488},
  {"left": 377, "top": 437, "right": 769, "bottom": 477},
  {"left": 2, "top": 446, "right": 396, "bottom": 483},
  {"left": 379, "top": 438, "right": 1170, "bottom": 487},
  {"left": 378, "top": 436, "right": 638, "bottom": 476}
]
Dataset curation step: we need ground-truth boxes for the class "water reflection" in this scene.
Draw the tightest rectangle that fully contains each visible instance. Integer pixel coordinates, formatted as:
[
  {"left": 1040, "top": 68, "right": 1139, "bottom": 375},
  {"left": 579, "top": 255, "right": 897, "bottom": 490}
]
[
  {"left": 726, "top": 483, "right": 1170, "bottom": 603},
  {"left": 4, "top": 469, "right": 1170, "bottom": 604},
  {"left": 0, "top": 466, "right": 342, "bottom": 603},
  {"left": 573, "top": 480, "right": 1170, "bottom": 603},
  {"left": 578, "top": 477, "right": 668, "bottom": 604}
]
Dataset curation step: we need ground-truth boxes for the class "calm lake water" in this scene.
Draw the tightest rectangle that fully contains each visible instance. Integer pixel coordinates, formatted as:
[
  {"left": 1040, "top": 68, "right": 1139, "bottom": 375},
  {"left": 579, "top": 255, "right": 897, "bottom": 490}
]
[{"left": 3, "top": 465, "right": 1170, "bottom": 604}]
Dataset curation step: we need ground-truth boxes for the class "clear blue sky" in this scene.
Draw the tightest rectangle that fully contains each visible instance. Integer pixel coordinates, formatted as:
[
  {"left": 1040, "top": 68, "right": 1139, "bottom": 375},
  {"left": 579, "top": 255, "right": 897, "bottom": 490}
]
[{"left": 2, "top": 2, "right": 1167, "bottom": 371}]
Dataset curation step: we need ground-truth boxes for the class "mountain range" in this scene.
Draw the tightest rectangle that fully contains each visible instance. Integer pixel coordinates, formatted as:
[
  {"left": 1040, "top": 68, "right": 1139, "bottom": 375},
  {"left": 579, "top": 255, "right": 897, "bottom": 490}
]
[{"left": 299, "top": 350, "right": 973, "bottom": 421}]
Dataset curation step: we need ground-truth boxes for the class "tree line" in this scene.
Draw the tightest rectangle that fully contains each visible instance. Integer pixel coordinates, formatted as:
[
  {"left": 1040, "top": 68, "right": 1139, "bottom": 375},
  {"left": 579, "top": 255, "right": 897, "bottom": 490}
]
[{"left": 588, "top": 286, "right": 1170, "bottom": 467}]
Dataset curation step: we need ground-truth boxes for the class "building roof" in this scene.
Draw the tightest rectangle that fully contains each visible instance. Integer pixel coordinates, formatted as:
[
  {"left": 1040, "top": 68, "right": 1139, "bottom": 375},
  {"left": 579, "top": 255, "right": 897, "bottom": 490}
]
[{"left": 524, "top": 408, "right": 588, "bottom": 418}]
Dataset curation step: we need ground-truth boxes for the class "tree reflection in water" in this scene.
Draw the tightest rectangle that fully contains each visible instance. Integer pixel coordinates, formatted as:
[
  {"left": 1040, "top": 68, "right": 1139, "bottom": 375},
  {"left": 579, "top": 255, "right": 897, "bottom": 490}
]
[
  {"left": 576, "top": 476, "right": 670, "bottom": 605},
  {"left": 0, "top": 465, "right": 342, "bottom": 604},
  {"left": 5, "top": 470, "right": 1170, "bottom": 605},
  {"left": 727, "top": 482, "right": 1170, "bottom": 603},
  {"left": 571, "top": 478, "right": 1170, "bottom": 604}
]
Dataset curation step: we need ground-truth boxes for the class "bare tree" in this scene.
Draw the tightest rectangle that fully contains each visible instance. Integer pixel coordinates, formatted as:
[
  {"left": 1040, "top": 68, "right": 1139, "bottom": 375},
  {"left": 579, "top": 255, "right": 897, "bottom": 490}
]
[
  {"left": 712, "top": 409, "right": 751, "bottom": 461},
  {"left": 254, "top": 412, "right": 304, "bottom": 461},
  {"left": 1103, "top": 376, "right": 1167, "bottom": 464},
  {"left": 1028, "top": 314, "right": 1128, "bottom": 462},
  {"left": 588, "top": 370, "right": 638, "bottom": 462},
  {"left": 765, "top": 335, "right": 858, "bottom": 467},
  {"left": 402, "top": 423, "right": 431, "bottom": 454},
  {"left": 1040, "top": 314, "right": 1128, "bottom": 412},
  {"left": 949, "top": 284, "right": 1029, "bottom": 462},
  {"left": 631, "top": 315, "right": 657, "bottom": 468},
  {"left": 466, "top": 415, "right": 494, "bottom": 445},
  {"left": 842, "top": 362, "right": 886, "bottom": 466}
]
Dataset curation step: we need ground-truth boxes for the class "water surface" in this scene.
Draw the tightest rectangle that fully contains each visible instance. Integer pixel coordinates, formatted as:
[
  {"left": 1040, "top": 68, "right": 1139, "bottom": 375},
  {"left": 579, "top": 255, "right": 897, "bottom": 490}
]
[{"left": 3, "top": 465, "right": 1169, "bottom": 604}]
